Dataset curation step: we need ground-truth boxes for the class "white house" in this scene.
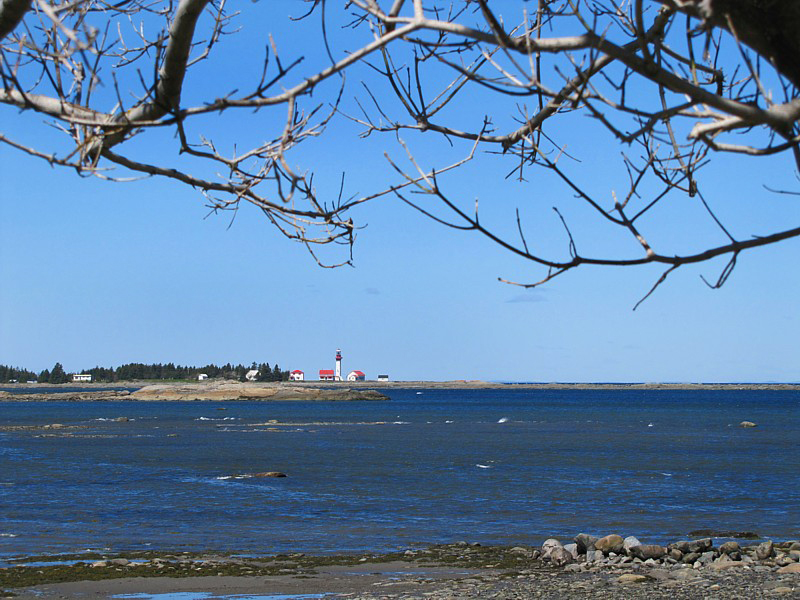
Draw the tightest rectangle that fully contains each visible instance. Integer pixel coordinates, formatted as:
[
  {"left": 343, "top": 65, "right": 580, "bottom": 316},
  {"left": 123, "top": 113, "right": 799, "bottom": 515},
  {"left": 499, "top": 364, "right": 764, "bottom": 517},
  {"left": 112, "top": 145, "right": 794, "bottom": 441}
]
[
  {"left": 245, "top": 369, "right": 259, "bottom": 382},
  {"left": 72, "top": 373, "right": 92, "bottom": 383},
  {"left": 377, "top": 374, "right": 389, "bottom": 382},
  {"left": 289, "top": 370, "right": 304, "bottom": 381},
  {"left": 197, "top": 373, "right": 208, "bottom": 381},
  {"left": 347, "top": 370, "right": 365, "bottom": 382}
]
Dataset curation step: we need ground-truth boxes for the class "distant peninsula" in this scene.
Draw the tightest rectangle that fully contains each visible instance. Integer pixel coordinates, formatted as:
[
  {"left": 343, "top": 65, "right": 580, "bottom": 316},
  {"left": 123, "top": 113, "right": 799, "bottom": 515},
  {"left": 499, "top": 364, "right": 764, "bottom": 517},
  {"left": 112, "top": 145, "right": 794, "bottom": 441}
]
[{"left": 0, "top": 382, "right": 388, "bottom": 402}]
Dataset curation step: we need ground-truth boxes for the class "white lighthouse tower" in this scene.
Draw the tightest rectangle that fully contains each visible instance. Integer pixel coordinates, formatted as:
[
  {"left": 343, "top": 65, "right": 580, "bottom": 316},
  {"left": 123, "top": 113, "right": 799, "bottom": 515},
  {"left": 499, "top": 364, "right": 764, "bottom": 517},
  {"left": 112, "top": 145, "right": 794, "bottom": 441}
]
[{"left": 335, "top": 348, "right": 342, "bottom": 381}]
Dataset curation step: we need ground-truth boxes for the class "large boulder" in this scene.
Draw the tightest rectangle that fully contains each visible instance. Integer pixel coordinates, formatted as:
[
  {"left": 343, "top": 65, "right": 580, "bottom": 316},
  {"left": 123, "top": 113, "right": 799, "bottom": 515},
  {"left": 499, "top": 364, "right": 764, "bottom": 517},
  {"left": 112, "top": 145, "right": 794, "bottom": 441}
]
[{"left": 595, "top": 534, "right": 625, "bottom": 555}]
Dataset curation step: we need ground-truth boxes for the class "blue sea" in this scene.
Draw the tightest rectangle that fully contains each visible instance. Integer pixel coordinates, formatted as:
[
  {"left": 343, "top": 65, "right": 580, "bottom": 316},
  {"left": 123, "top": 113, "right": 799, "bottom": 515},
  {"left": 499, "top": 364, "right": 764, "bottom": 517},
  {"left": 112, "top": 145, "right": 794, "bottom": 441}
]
[{"left": 1, "top": 388, "right": 798, "bottom": 564}]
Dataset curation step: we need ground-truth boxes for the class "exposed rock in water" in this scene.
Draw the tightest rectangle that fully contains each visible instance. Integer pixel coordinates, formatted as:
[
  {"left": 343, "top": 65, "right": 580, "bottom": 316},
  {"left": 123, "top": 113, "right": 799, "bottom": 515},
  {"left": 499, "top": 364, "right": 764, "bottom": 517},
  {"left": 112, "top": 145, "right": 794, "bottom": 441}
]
[
  {"left": 688, "top": 530, "right": 759, "bottom": 540},
  {"left": 131, "top": 383, "right": 388, "bottom": 402},
  {"left": 251, "top": 472, "right": 287, "bottom": 478},
  {"left": 739, "top": 421, "right": 757, "bottom": 428}
]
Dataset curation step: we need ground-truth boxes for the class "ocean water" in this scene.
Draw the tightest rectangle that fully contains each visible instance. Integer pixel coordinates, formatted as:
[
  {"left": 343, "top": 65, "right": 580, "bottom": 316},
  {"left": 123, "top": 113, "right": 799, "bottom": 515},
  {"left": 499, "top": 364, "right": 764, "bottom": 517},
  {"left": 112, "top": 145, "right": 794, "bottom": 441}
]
[{"left": 0, "top": 388, "right": 798, "bottom": 563}]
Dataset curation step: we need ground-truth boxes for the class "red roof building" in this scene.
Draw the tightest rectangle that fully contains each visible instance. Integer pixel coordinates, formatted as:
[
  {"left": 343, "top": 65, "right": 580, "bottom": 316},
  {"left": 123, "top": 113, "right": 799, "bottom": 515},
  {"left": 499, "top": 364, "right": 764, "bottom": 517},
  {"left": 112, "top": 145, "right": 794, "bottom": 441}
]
[
  {"left": 347, "top": 370, "right": 366, "bottom": 382},
  {"left": 319, "top": 369, "right": 335, "bottom": 381},
  {"left": 289, "top": 370, "right": 304, "bottom": 381}
]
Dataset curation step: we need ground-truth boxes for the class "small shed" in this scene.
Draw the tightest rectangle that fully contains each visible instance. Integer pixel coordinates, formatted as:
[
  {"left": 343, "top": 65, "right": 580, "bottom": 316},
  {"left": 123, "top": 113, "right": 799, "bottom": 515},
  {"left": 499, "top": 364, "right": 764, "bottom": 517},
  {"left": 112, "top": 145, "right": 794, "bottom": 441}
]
[
  {"left": 245, "top": 369, "right": 259, "bottom": 382},
  {"left": 319, "top": 369, "right": 335, "bottom": 381},
  {"left": 72, "top": 373, "right": 92, "bottom": 383},
  {"left": 347, "top": 370, "right": 366, "bottom": 382},
  {"left": 197, "top": 373, "right": 208, "bottom": 381},
  {"left": 377, "top": 374, "right": 389, "bottom": 382},
  {"left": 289, "top": 370, "right": 304, "bottom": 381}
]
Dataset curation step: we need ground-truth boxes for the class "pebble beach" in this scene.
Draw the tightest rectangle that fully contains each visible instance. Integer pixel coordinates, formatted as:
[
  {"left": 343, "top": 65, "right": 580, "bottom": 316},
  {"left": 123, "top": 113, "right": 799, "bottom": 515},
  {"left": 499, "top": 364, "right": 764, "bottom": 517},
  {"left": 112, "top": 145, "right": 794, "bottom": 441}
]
[{"left": 4, "top": 535, "right": 800, "bottom": 598}]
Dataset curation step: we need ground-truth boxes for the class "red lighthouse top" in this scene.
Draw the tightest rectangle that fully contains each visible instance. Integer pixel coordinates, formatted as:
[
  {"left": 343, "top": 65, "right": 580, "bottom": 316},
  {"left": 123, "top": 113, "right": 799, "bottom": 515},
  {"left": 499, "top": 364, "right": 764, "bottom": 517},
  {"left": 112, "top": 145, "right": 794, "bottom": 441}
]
[{"left": 336, "top": 349, "right": 342, "bottom": 360}]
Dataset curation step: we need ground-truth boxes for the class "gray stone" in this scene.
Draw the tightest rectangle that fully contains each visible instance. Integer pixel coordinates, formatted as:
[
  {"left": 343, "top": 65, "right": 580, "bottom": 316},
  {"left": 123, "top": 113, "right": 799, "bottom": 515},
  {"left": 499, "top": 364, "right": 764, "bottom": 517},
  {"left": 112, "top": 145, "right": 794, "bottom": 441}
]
[
  {"left": 541, "top": 538, "right": 562, "bottom": 559},
  {"left": 688, "top": 538, "right": 713, "bottom": 553},
  {"left": 669, "top": 548, "right": 683, "bottom": 561},
  {"left": 618, "top": 574, "right": 648, "bottom": 584},
  {"left": 670, "top": 541, "right": 692, "bottom": 554},
  {"left": 564, "top": 563, "right": 583, "bottom": 573},
  {"left": 574, "top": 533, "right": 598, "bottom": 554},
  {"left": 585, "top": 549, "right": 603, "bottom": 563},
  {"left": 698, "top": 551, "right": 716, "bottom": 565},
  {"left": 756, "top": 540, "right": 774, "bottom": 560},
  {"left": 109, "top": 558, "right": 130, "bottom": 566},
  {"left": 563, "top": 543, "right": 579, "bottom": 559},
  {"left": 623, "top": 535, "right": 642, "bottom": 555},
  {"left": 550, "top": 546, "right": 575, "bottom": 566},
  {"left": 719, "top": 541, "right": 741, "bottom": 555},
  {"left": 595, "top": 534, "right": 625, "bottom": 555},
  {"left": 683, "top": 552, "right": 701, "bottom": 564}
]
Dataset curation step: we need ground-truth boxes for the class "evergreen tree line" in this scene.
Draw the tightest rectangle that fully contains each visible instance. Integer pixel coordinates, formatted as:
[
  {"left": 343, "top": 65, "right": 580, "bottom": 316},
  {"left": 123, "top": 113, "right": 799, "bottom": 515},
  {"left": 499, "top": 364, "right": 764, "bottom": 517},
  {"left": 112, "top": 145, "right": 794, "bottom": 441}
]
[
  {"left": 0, "top": 364, "right": 41, "bottom": 383},
  {"left": 0, "top": 362, "right": 289, "bottom": 383}
]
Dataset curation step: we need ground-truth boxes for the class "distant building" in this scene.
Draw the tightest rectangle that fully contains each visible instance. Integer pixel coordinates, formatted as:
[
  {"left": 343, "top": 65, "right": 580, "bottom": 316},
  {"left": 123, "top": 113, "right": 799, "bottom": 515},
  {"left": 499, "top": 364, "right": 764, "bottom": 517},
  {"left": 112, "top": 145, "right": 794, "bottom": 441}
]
[
  {"left": 72, "top": 373, "right": 92, "bottom": 383},
  {"left": 245, "top": 369, "right": 259, "bottom": 382},
  {"left": 197, "top": 373, "right": 208, "bottom": 381},
  {"left": 289, "top": 370, "right": 304, "bottom": 381},
  {"left": 377, "top": 374, "right": 389, "bottom": 382},
  {"left": 319, "top": 369, "right": 336, "bottom": 381},
  {"left": 347, "top": 370, "right": 365, "bottom": 382}
]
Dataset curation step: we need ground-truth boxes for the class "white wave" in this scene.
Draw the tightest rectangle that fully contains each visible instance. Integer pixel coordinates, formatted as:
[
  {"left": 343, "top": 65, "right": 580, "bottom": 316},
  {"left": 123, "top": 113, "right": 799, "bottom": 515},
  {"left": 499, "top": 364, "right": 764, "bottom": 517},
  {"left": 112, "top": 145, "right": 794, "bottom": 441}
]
[
  {"left": 497, "top": 417, "right": 510, "bottom": 424},
  {"left": 445, "top": 420, "right": 454, "bottom": 424},
  {"left": 0, "top": 533, "right": 17, "bottom": 537},
  {"left": 647, "top": 422, "right": 654, "bottom": 427},
  {"left": 660, "top": 472, "right": 673, "bottom": 477},
  {"left": 416, "top": 392, "right": 423, "bottom": 395},
  {"left": 476, "top": 464, "right": 492, "bottom": 469},
  {"left": 392, "top": 421, "right": 410, "bottom": 425}
]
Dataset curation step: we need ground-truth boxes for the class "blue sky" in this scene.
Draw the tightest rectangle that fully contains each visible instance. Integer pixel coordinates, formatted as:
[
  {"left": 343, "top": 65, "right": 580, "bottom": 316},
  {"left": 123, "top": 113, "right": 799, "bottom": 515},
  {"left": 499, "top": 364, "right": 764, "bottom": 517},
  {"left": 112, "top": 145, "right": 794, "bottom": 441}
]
[{"left": 1, "top": 3, "right": 799, "bottom": 382}]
